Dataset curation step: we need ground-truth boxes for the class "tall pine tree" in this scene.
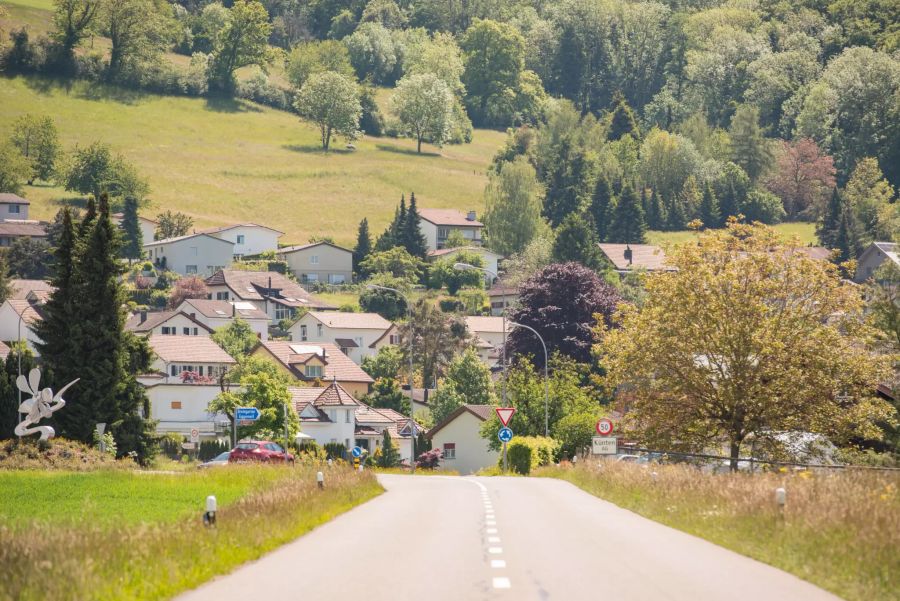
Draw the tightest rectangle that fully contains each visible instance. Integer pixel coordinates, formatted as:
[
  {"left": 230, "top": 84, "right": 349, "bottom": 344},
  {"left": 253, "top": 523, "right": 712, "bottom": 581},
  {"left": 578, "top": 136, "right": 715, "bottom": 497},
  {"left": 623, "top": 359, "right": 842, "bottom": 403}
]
[
  {"left": 609, "top": 183, "right": 647, "bottom": 243},
  {"left": 719, "top": 182, "right": 741, "bottom": 223},
  {"left": 699, "top": 182, "right": 721, "bottom": 229},
  {"left": 119, "top": 196, "right": 143, "bottom": 262},
  {"left": 608, "top": 93, "right": 640, "bottom": 141},
  {"left": 588, "top": 175, "right": 616, "bottom": 242},
  {"left": 834, "top": 209, "right": 861, "bottom": 263},
  {"left": 647, "top": 189, "right": 666, "bottom": 230},
  {"left": 552, "top": 213, "right": 606, "bottom": 272},
  {"left": 353, "top": 218, "right": 373, "bottom": 277},
  {"left": 666, "top": 195, "right": 687, "bottom": 230},
  {"left": 375, "top": 195, "right": 407, "bottom": 252},
  {"left": 817, "top": 188, "right": 843, "bottom": 248},
  {"left": 401, "top": 193, "right": 428, "bottom": 258}
]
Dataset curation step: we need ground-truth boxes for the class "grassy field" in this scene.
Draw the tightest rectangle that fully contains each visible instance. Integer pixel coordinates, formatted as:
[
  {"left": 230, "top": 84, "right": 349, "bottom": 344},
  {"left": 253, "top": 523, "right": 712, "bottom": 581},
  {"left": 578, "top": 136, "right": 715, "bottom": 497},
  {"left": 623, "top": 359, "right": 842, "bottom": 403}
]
[
  {"left": 0, "top": 74, "right": 503, "bottom": 246},
  {"left": 0, "top": 464, "right": 381, "bottom": 600},
  {"left": 648, "top": 222, "right": 817, "bottom": 247},
  {"left": 539, "top": 462, "right": 900, "bottom": 601}
]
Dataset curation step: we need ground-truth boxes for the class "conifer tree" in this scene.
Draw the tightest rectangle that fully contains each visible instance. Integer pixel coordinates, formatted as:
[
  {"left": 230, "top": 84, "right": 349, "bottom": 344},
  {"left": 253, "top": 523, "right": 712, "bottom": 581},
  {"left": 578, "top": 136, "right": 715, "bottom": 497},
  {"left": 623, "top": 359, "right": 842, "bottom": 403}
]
[
  {"left": 609, "top": 183, "right": 647, "bottom": 243},
  {"left": 353, "top": 218, "right": 373, "bottom": 277},
  {"left": 729, "top": 105, "right": 772, "bottom": 182},
  {"left": 375, "top": 194, "right": 407, "bottom": 251},
  {"left": 666, "top": 196, "right": 687, "bottom": 230},
  {"left": 699, "top": 182, "right": 721, "bottom": 229},
  {"left": 552, "top": 213, "right": 606, "bottom": 272},
  {"left": 608, "top": 93, "right": 640, "bottom": 141},
  {"left": 719, "top": 182, "right": 741, "bottom": 222},
  {"left": 817, "top": 188, "right": 843, "bottom": 248},
  {"left": 401, "top": 193, "right": 428, "bottom": 258},
  {"left": 0, "top": 254, "right": 12, "bottom": 305},
  {"left": 377, "top": 429, "right": 400, "bottom": 467},
  {"left": 588, "top": 174, "right": 616, "bottom": 241},
  {"left": 119, "top": 196, "right": 143, "bottom": 262},
  {"left": 834, "top": 209, "right": 860, "bottom": 263},
  {"left": 647, "top": 189, "right": 666, "bottom": 230}
]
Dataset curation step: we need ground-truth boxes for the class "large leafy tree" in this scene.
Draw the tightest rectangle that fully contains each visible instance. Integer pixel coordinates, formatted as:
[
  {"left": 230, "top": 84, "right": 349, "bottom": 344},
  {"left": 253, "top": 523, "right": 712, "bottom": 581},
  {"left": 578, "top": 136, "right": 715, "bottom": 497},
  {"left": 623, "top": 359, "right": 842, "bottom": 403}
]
[
  {"left": 154, "top": 210, "right": 192, "bottom": 240},
  {"left": 209, "top": 361, "right": 297, "bottom": 443},
  {"left": 391, "top": 73, "right": 455, "bottom": 154},
  {"left": 429, "top": 347, "right": 495, "bottom": 424},
  {"left": 295, "top": 71, "right": 361, "bottom": 151},
  {"left": 208, "top": 0, "right": 272, "bottom": 93},
  {"left": 398, "top": 299, "right": 468, "bottom": 387},
  {"left": 101, "top": 0, "right": 173, "bottom": 80},
  {"left": 211, "top": 318, "right": 258, "bottom": 359},
  {"left": 764, "top": 138, "right": 836, "bottom": 219},
  {"left": 286, "top": 40, "right": 354, "bottom": 89},
  {"left": 63, "top": 142, "right": 149, "bottom": 203},
  {"left": 0, "top": 143, "right": 31, "bottom": 195},
  {"left": 506, "top": 262, "right": 622, "bottom": 368},
  {"left": 552, "top": 213, "right": 606, "bottom": 272},
  {"left": 359, "top": 247, "right": 424, "bottom": 283},
  {"left": 10, "top": 114, "right": 60, "bottom": 184},
  {"left": 598, "top": 222, "right": 895, "bottom": 469},
  {"left": 728, "top": 104, "right": 772, "bottom": 183},
  {"left": 52, "top": 0, "right": 101, "bottom": 68},
  {"left": 483, "top": 157, "right": 545, "bottom": 256}
]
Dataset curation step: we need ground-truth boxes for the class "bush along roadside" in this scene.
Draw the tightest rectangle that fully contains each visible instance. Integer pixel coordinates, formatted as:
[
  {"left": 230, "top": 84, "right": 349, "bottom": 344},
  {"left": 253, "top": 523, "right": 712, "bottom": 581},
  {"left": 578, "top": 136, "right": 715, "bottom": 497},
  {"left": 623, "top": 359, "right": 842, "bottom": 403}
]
[
  {"left": 0, "top": 465, "right": 381, "bottom": 601},
  {"left": 537, "top": 462, "right": 900, "bottom": 601}
]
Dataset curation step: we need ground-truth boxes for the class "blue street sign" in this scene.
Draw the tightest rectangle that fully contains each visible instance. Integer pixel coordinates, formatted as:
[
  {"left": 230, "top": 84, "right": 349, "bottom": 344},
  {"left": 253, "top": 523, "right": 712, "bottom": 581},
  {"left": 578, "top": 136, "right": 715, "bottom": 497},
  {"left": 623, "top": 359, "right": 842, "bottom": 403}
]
[
  {"left": 351, "top": 446, "right": 362, "bottom": 458},
  {"left": 235, "top": 407, "right": 260, "bottom": 421},
  {"left": 498, "top": 427, "right": 513, "bottom": 444}
]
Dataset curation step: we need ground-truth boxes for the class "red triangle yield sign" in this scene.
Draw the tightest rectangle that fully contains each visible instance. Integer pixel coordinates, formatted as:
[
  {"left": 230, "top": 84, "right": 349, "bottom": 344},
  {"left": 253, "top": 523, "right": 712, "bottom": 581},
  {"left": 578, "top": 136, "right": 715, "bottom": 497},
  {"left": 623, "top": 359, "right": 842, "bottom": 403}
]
[{"left": 496, "top": 407, "right": 516, "bottom": 427}]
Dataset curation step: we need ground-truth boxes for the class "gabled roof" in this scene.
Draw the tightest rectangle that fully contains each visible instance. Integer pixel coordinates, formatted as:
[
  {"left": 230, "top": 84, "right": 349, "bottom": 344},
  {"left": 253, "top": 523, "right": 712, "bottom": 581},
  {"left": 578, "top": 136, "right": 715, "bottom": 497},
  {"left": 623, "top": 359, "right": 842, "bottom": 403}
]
[
  {"left": 205, "top": 270, "right": 335, "bottom": 309},
  {"left": 368, "top": 323, "right": 399, "bottom": 348},
  {"left": 305, "top": 311, "right": 393, "bottom": 331},
  {"left": 465, "top": 315, "right": 507, "bottom": 334},
  {"left": 178, "top": 298, "right": 269, "bottom": 321},
  {"left": 598, "top": 243, "right": 670, "bottom": 271},
  {"left": 0, "top": 221, "right": 47, "bottom": 237},
  {"left": 148, "top": 335, "right": 236, "bottom": 364},
  {"left": 418, "top": 208, "right": 484, "bottom": 227},
  {"left": 4, "top": 299, "right": 42, "bottom": 324},
  {"left": 427, "top": 404, "right": 494, "bottom": 439},
  {"left": 112, "top": 212, "right": 157, "bottom": 225},
  {"left": 257, "top": 340, "right": 374, "bottom": 383},
  {"left": 143, "top": 232, "right": 234, "bottom": 248},
  {"left": 334, "top": 338, "right": 358, "bottom": 348},
  {"left": 11, "top": 279, "right": 54, "bottom": 301},
  {"left": 427, "top": 246, "right": 502, "bottom": 259},
  {"left": 200, "top": 223, "right": 285, "bottom": 236},
  {"left": 0, "top": 193, "right": 29, "bottom": 205},
  {"left": 278, "top": 241, "right": 352, "bottom": 254},
  {"left": 126, "top": 310, "right": 214, "bottom": 334},
  {"left": 289, "top": 381, "right": 362, "bottom": 415}
]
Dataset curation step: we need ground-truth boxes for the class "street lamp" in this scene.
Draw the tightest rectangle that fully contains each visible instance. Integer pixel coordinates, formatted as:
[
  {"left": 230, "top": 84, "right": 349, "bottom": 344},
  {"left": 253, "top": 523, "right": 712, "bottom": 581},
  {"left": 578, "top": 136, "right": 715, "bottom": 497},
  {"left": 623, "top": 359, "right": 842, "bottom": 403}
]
[
  {"left": 366, "top": 284, "right": 416, "bottom": 472},
  {"left": 453, "top": 262, "right": 507, "bottom": 405},
  {"left": 509, "top": 322, "right": 549, "bottom": 437},
  {"left": 16, "top": 306, "right": 27, "bottom": 425}
]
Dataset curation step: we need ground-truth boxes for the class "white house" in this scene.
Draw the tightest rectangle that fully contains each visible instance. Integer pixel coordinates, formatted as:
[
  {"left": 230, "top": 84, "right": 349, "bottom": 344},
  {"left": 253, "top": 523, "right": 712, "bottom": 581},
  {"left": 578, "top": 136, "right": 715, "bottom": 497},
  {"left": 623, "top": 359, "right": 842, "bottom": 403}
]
[
  {"left": 487, "top": 282, "right": 519, "bottom": 317},
  {"left": 427, "top": 404, "right": 498, "bottom": 474},
  {"left": 289, "top": 311, "right": 397, "bottom": 364},
  {"left": 177, "top": 298, "right": 270, "bottom": 341},
  {"left": 277, "top": 241, "right": 354, "bottom": 284},
  {"left": 112, "top": 212, "right": 158, "bottom": 245},
  {"left": 418, "top": 208, "right": 484, "bottom": 251},
  {"left": 464, "top": 316, "right": 508, "bottom": 367},
  {"left": 0, "top": 193, "right": 29, "bottom": 220},
  {"left": 126, "top": 310, "right": 214, "bottom": 337},
  {"left": 144, "top": 233, "right": 234, "bottom": 277},
  {"left": 855, "top": 242, "right": 900, "bottom": 283},
  {"left": 0, "top": 299, "right": 42, "bottom": 354},
  {"left": 0, "top": 220, "right": 48, "bottom": 248},
  {"left": 144, "top": 383, "right": 231, "bottom": 439},
  {"left": 201, "top": 223, "right": 283, "bottom": 259},
  {"left": 148, "top": 334, "right": 236, "bottom": 383},
  {"left": 204, "top": 269, "right": 336, "bottom": 323},
  {"left": 10, "top": 279, "right": 54, "bottom": 302},
  {"left": 426, "top": 246, "right": 502, "bottom": 279}
]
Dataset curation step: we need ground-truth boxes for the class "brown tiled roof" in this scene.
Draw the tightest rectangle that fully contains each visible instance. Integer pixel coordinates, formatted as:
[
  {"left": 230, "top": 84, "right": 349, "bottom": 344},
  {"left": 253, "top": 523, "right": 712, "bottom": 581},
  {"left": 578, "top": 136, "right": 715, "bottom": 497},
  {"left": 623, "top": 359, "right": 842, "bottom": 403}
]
[
  {"left": 0, "top": 193, "right": 29, "bottom": 205},
  {"left": 126, "top": 311, "right": 213, "bottom": 334},
  {"left": 308, "top": 311, "right": 392, "bottom": 330},
  {"left": 355, "top": 405, "right": 396, "bottom": 425},
  {"left": 368, "top": 324, "right": 399, "bottom": 348},
  {"left": 205, "top": 270, "right": 335, "bottom": 310},
  {"left": 315, "top": 381, "right": 362, "bottom": 406},
  {"left": 11, "top": 279, "right": 54, "bottom": 301},
  {"left": 418, "top": 208, "right": 484, "bottom": 227},
  {"left": 6, "top": 299, "right": 42, "bottom": 324},
  {"left": 788, "top": 246, "right": 831, "bottom": 261},
  {"left": 427, "top": 404, "right": 495, "bottom": 439},
  {"left": 488, "top": 281, "right": 518, "bottom": 297},
  {"left": 334, "top": 337, "right": 358, "bottom": 348},
  {"left": 427, "top": 246, "right": 501, "bottom": 258},
  {"left": 178, "top": 298, "right": 269, "bottom": 321},
  {"left": 148, "top": 335, "right": 236, "bottom": 364},
  {"left": 258, "top": 340, "right": 374, "bottom": 384},
  {"left": 278, "top": 241, "right": 352, "bottom": 254},
  {"left": 598, "top": 243, "right": 670, "bottom": 271},
  {"left": 465, "top": 315, "right": 506, "bottom": 334},
  {"left": 0, "top": 221, "right": 47, "bottom": 237}
]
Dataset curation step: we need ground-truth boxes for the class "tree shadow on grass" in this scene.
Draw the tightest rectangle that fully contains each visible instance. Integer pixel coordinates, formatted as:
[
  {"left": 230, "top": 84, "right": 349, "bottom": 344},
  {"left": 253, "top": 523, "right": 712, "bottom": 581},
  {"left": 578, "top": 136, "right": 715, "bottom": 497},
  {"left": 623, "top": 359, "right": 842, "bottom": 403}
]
[
  {"left": 15, "top": 73, "right": 149, "bottom": 105},
  {"left": 375, "top": 143, "right": 440, "bottom": 158},
  {"left": 282, "top": 144, "right": 354, "bottom": 155},
  {"left": 204, "top": 96, "right": 262, "bottom": 113}
]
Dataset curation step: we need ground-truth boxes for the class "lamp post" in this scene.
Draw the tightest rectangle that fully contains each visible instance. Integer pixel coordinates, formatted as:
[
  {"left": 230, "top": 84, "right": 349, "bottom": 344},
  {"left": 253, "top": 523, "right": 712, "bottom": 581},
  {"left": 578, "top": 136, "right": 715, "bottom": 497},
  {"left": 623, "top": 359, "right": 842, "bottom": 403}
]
[
  {"left": 508, "top": 322, "right": 549, "bottom": 437},
  {"left": 16, "top": 306, "right": 26, "bottom": 425},
  {"left": 366, "top": 284, "right": 415, "bottom": 472}
]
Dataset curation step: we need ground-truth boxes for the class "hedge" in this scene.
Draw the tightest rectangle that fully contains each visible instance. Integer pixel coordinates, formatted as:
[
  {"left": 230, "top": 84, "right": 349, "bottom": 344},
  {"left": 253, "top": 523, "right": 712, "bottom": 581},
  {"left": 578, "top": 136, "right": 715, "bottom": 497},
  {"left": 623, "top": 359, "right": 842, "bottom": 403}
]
[{"left": 499, "top": 436, "right": 559, "bottom": 475}]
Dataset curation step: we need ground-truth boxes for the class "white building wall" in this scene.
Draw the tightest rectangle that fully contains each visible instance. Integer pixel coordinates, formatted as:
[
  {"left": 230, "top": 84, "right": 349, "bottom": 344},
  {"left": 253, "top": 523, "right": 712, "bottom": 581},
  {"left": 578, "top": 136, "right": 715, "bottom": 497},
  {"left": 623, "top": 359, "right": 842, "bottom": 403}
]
[
  {"left": 138, "top": 218, "right": 156, "bottom": 244},
  {"left": 300, "top": 407, "right": 357, "bottom": 451},
  {"left": 136, "top": 313, "right": 211, "bottom": 337},
  {"left": 418, "top": 221, "right": 439, "bottom": 252},
  {"left": 145, "top": 384, "right": 230, "bottom": 438},
  {"left": 145, "top": 236, "right": 233, "bottom": 277},
  {"left": 150, "top": 358, "right": 233, "bottom": 383},
  {"left": 0, "top": 202, "right": 29, "bottom": 220},
  {"left": 289, "top": 316, "right": 387, "bottom": 364},
  {"left": 281, "top": 245, "right": 353, "bottom": 284},
  {"left": 0, "top": 303, "right": 40, "bottom": 354},
  {"left": 431, "top": 412, "right": 498, "bottom": 474},
  {"left": 209, "top": 226, "right": 280, "bottom": 258}
]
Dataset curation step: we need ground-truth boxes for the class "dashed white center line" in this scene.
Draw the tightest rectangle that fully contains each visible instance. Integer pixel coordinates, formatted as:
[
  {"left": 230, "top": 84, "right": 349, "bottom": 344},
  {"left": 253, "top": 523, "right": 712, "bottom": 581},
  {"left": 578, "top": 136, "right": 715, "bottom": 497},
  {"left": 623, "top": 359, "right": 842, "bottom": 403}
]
[
  {"left": 488, "top": 547, "right": 503, "bottom": 554},
  {"left": 488, "top": 536, "right": 501, "bottom": 543},
  {"left": 486, "top": 528, "right": 498, "bottom": 534},
  {"left": 490, "top": 559, "right": 506, "bottom": 568},
  {"left": 486, "top": 520, "right": 496, "bottom": 526},
  {"left": 493, "top": 577, "right": 511, "bottom": 589}
]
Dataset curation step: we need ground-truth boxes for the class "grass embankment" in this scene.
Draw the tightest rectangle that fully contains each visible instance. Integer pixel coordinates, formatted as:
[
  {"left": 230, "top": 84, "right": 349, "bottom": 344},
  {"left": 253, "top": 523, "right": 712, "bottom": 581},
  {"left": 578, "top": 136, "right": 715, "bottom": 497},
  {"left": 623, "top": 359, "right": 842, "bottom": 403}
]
[
  {"left": 648, "top": 222, "right": 817, "bottom": 247},
  {"left": 538, "top": 462, "right": 899, "bottom": 601},
  {"left": 0, "top": 464, "right": 382, "bottom": 601},
  {"left": 0, "top": 75, "right": 503, "bottom": 246}
]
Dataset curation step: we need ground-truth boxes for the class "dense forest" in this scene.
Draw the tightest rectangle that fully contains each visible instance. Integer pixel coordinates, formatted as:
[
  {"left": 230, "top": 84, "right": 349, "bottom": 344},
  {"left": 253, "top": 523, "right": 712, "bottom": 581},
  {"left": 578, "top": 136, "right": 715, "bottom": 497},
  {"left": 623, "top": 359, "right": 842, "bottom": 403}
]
[{"left": 1, "top": 0, "right": 899, "bottom": 253}]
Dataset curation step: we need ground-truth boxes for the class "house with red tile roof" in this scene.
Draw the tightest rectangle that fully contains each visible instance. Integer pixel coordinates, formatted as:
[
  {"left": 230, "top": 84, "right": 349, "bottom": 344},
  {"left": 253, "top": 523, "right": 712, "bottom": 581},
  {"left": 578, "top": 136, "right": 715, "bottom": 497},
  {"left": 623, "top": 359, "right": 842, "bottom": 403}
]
[
  {"left": 252, "top": 340, "right": 373, "bottom": 397},
  {"left": 418, "top": 208, "right": 484, "bottom": 251},
  {"left": 289, "top": 311, "right": 398, "bottom": 364},
  {"left": 147, "top": 334, "right": 236, "bottom": 383},
  {"left": 205, "top": 269, "right": 336, "bottom": 324}
]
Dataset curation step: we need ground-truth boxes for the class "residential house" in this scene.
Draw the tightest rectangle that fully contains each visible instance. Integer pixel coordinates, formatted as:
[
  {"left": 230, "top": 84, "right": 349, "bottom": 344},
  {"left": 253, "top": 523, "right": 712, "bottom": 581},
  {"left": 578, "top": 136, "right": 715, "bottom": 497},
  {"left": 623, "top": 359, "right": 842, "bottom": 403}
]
[
  {"left": 126, "top": 310, "right": 213, "bottom": 337},
  {"left": 0, "top": 299, "right": 43, "bottom": 354},
  {"left": 144, "top": 233, "right": 233, "bottom": 277},
  {"left": 252, "top": 340, "right": 374, "bottom": 397},
  {"left": 112, "top": 212, "right": 158, "bottom": 245},
  {"left": 289, "top": 311, "right": 397, "bottom": 364},
  {"left": 401, "top": 387, "right": 435, "bottom": 413},
  {"left": 855, "top": 242, "right": 899, "bottom": 283},
  {"left": 0, "top": 220, "right": 48, "bottom": 247},
  {"left": 0, "top": 340, "right": 10, "bottom": 361},
  {"left": 201, "top": 223, "right": 283, "bottom": 259},
  {"left": 204, "top": 269, "right": 336, "bottom": 323},
  {"left": 0, "top": 193, "right": 30, "bottom": 219},
  {"left": 418, "top": 208, "right": 484, "bottom": 251},
  {"left": 10, "top": 279, "right": 54, "bottom": 302},
  {"left": 598, "top": 243, "right": 672, "bottom": 275},
  {"left": 427, "top": 404, "right": 499, "bottom": 474},
  {"left": 144, "top": 383, "right": 230, "bottom": 439},
  {"left": 147, "top": 334, "right": 236, "bottom": 383},
  {"left": 464, "top": 316, "right": 508, "bottom": 368},
  {"left": 426, "top": 246, "right": 503, "bottom": 280},
  {"left": 487, "top": 282, "right": 519, "bottom": 317},
  {"left": 277, "top": 241, "right": 354, "bottom": 284},
  {"left": 176, "top": 298, "right": 270, "bottom": 341}
]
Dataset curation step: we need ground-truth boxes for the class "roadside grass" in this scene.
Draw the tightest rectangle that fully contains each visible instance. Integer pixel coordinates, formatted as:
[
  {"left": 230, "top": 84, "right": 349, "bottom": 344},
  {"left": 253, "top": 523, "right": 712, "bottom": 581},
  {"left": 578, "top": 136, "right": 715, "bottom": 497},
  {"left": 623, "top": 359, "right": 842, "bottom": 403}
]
[
  {"left": 648, "top": 222, "right": 816, "bottom": 247},
  {"left": 0, "top": 75, "right": 502, "bottom": 246},
  {"left": 0, "top": 464, "right": 381, "bottom": 601},
  {"left": 537, "top": 462, "right": 900, "bottom": 601}
]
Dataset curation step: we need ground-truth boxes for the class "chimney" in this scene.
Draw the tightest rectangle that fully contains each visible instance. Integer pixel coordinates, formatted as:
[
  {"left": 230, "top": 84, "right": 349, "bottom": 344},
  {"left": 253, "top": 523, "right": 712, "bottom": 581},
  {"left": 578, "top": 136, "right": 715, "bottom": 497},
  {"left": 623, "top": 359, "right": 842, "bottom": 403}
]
[
  {"left": 189, "top": 312, "right": 196, "bottom": 319},
  {"left": 466, "top": 210, "right": 476, "bottom": 221},
  {"left": 624, "top": 244, "right": 633, "bottom": 265},
  {"left": 140, "top": 310, "right": 147, "bottom": 324},
  {"left": 232, "top": 303, "right": 236, "bottom": 317}
]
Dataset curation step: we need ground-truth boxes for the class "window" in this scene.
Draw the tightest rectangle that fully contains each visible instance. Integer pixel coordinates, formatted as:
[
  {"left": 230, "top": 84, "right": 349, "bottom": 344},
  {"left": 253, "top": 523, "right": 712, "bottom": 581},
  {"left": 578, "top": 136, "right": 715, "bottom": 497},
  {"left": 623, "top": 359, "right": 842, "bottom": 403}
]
[
  {"left": 310, "top": 255, "right": 319, "bottom": 264},
  {"left": 345, "top": 410, "right": 351, "bottom": 423},
  {"left": 183, "top": 327, "right": 190, "bottom": 335},
  {"left": 9, "top": 205, "right": 20, "bottom": 214},
  {"left": 216, "top": 291, "right": 229, "bottom": 300},
  {"left": 438, "top": 227, "right": 449, "bottom": 239},
  {"left": 198, "top": 366, "right": 204, "bottom": 376},
  {"left": 237, "top": 234, "right": 245, "bottom": 244},
  {"left": 300, "top": 325, "right": 307, "bottom": 341},
  {"left": 170, "top": 365, "right": 177, "bottom": 376},
  {"left": 305, "top": 364, "right": 323, "bottom": 378},
  {"left": 190, "top": 246, "right": 198, "bottom": 256},
  {"left": 389, "top": 334, "right": 400, "bottom": 344},
  {"left": 161, "top": 326, "right": 171, "bottom": 335},
  {"left": 186, "top": 265, "right": 198, "bottom": 274},
  {"left": 317, "top": 323, "right": 323, "bottom": 337},
  {"left": 305, "top": 273, "right": 319, "bottom": 282},
  {"left": 208, "top": 365, "right": 214, "bottom": 376},
  {"left": 193, "top": 328, "right": 198, "bottom": 335},
  {"left": 275, "top": 305, "right": 293, "bottom": 320},
  {"left": 443, "top": 443, "right": 456, "bottom": 460},
  {"left": 170, "top": 401, "right": 182, "bottom": 410},
  {"left": 328, "top": 409, "right": 336, "bottom": 422},
  {"left": 329, "top": 274, "right": 345, "bottom": 284}
]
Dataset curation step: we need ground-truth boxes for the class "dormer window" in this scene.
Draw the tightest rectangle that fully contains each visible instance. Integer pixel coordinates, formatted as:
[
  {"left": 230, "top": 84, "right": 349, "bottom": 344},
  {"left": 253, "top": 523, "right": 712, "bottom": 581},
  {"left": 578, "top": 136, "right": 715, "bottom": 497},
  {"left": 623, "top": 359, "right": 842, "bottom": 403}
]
[{"left": 305, "top": 364, "right": 323, "bottom": 378}]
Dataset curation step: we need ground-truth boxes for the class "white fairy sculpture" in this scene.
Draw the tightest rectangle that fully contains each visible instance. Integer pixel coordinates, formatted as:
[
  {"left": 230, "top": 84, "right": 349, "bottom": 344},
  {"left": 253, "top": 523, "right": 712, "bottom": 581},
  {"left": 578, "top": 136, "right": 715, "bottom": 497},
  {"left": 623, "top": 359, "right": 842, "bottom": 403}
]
[{"left": 14, "top": 368, "right": 79, "bottom": 441}]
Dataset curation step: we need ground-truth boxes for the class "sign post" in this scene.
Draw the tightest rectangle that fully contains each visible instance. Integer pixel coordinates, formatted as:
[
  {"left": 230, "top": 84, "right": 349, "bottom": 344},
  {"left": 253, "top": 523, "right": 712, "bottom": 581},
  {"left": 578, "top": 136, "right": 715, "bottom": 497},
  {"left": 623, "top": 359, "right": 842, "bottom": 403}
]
[
  {"left": 592, "top": 418, "right": 617, "bottom": 456},
  {"left": 496, "top": 408, "right": 516, "bottom": 473},
  {"left": 234, "top": 407, "right": 260, "bottom": 447}
]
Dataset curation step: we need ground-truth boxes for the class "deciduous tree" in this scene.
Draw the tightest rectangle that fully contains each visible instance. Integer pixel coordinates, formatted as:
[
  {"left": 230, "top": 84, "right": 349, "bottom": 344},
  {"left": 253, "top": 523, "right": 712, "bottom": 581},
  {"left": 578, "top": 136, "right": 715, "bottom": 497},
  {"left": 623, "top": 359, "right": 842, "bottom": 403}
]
[
  {"left": 208, "top": 0, "right": 272, "bottom": 93},
  {"left": 10, "top": 114, "right": 60, "bottom": 184},
  {"left": 0, "top": 142, "right": 32, "bottom": 195},
  {"left": 764, "top": 139, "right": 836, "bottom": 219},
  {"left": 391, "top": 73, "right": 454, "bottom": 153},
  {"left": 295, "top": 71, "right": 361, "bottom": 151},
  {"left": 63, "top": 142, "right": 149, "bottom": 203},
  {"left": 154, "top": 210, "right": 192, "bottom": 240}
]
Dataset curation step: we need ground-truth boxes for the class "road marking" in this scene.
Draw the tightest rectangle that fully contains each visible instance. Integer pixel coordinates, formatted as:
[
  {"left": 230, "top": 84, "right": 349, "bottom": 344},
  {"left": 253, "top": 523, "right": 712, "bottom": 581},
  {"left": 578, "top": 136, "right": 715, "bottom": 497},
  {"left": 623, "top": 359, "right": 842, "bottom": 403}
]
[
  {"left": 486, "top": 520, "right": 496, "bottom": 526},
  {"left": 488, "top": 536, "right": 501, "bottom": 543},
  {"left": 488, "top": 547, "right": 503, "bottom": 554},
  {"left": 493, "top": 577, "right": 511, "bottom": 589},
  {"left": 486, "top": 527, "right": 498, "bottom": 534},
  {"left": 490, "top": 559, "right": 506, "bottom": 568}
]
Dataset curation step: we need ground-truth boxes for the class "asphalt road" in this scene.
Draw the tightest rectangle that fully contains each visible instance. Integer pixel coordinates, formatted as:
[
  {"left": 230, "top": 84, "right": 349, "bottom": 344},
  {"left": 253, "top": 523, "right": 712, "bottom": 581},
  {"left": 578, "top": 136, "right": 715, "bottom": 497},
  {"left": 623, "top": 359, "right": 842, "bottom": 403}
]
[{"left": 176, "top": 474, "right": 842, "bottom": 601}]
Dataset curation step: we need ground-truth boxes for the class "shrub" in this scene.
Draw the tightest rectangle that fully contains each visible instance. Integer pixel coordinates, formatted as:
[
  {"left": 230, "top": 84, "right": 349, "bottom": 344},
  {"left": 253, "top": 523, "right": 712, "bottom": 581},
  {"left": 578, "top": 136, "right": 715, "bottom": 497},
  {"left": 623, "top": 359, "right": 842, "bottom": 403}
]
[
  {"left": 323, "top": 442, "right": 347, "bottom": 460},
  {"left": 500, "top": 436, "right": 558, "bottom": 475},
  {"left": 416, "top": 448, "right": 442, "bottom": 469},
  {"left": 0, "top": 437, "right": 122, "bottom": 471}
]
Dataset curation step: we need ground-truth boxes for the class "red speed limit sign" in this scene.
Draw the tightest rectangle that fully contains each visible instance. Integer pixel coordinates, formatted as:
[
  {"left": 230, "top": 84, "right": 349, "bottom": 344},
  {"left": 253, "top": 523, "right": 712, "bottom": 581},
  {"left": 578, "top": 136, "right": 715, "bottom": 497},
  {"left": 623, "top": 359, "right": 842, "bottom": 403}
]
[{"left": 596, "top": 418, "right": 614, "bottom": 436}]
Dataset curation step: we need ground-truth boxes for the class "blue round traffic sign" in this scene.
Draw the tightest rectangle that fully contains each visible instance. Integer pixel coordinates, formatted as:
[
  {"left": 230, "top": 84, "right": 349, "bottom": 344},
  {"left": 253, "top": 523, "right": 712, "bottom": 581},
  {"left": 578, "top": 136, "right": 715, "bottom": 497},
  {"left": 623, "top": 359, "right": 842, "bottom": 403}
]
[
  {"left": 498, "top": 427, "right": 513, "bottom": 443},
  {"left": 351, "top": 446, "right": 362, "bottom": 458}
]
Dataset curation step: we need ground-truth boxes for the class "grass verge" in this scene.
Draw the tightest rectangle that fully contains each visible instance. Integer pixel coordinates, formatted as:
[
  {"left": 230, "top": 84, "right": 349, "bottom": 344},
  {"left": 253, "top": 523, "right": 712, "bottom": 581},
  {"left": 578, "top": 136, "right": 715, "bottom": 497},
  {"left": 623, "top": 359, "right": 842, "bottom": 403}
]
[
  {"left": 0, "top": 464, "right": 382, "bottom": 600},
  {"left": 536, "top": 462, "right": 899, "bottom": 601}
]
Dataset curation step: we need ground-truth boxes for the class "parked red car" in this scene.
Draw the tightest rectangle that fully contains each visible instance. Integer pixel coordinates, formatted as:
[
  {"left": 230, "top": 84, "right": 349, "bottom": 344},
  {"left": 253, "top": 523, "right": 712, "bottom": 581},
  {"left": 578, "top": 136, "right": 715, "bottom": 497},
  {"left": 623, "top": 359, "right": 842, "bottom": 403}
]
[{"left": 228, "top": 441, "right": 294, "bottom": 464}]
